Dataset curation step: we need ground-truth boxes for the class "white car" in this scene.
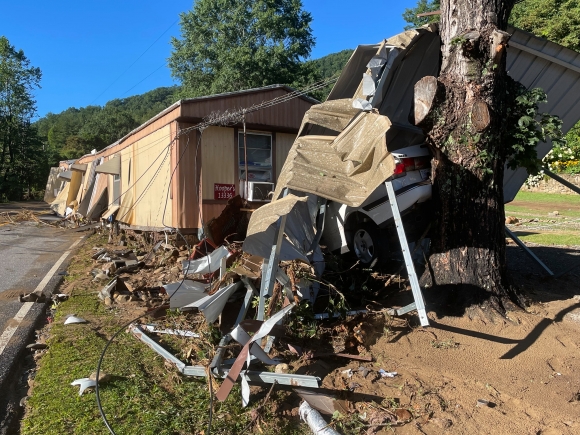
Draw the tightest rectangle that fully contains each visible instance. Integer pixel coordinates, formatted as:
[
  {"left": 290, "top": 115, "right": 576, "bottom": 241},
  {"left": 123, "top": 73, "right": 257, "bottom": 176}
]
[{"left": 321, "top": 143, "right": 433, "bottom": 264}]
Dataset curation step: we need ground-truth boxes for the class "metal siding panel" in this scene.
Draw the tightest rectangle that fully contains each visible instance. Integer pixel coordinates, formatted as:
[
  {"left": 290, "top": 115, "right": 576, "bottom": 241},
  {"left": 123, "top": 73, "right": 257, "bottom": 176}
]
[
  {"left": 275, "top": 133, "right": 296, "bottom": 180},
  {"left": 132, "top": 125, "right": 172, "bottom": 228},
  {"left": 118, "top": 146, "right": 134, "bottom": 224},
  {"left": 201, "top": 127, "right": 236, "bottom": 200}
]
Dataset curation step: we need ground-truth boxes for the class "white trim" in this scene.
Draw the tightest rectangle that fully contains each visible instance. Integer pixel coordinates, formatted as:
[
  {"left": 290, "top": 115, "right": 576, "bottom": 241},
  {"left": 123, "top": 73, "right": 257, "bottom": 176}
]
[
  {"left": 509, "top": 41, "right": 580, "bottom": 75},
  {"left": 0, "top": 236, "right": 84, "bottom": 356}
]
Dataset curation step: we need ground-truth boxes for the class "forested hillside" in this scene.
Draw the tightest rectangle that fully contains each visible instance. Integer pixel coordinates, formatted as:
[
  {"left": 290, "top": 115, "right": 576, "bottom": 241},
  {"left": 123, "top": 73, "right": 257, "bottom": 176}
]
[
  {"left": 35, "top": 86, "right": 177, "bottom": 162},
  {"left": 34, "top": 50, "right": 354, "bottom": 164}
]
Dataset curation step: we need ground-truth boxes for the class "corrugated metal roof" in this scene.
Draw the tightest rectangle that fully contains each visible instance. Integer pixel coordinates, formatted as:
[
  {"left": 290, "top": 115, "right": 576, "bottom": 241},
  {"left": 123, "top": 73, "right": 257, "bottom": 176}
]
[{"left": 504, "top": 26, "right": 580, "bottom": 202}]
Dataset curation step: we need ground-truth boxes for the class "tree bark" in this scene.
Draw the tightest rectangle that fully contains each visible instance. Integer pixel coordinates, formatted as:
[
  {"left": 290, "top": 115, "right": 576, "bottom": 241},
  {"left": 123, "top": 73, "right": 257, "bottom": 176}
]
[{"left": 417, "top": 0, "right": 519, "bottom": 315}]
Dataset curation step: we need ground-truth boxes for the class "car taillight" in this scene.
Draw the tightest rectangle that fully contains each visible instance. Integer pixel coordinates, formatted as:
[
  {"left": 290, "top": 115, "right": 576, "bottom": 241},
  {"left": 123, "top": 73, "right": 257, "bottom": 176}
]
[
  {"left": 402, "top": 157, "right": 415, "bottom": 171},
  {"left": 414, "top": 156, "right": 430, "bottom": 170},
  {"left": 393, "top": 156, "right": 431, "bottom": 178},
  {"left": 393, "top": 161, "right": 406, "bottom": 178}
]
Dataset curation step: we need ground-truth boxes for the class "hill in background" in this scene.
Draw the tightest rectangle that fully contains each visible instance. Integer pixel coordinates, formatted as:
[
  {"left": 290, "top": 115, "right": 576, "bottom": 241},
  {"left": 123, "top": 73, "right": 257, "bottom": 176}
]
[{"left": 36, "top": 49, "right": 354, "bottom": 163}]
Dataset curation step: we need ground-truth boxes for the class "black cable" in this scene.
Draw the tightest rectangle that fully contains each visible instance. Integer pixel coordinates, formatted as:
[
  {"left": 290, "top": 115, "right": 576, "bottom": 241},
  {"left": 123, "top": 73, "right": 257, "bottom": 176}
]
[
  {"left": 94, "top": 75, "right": 340, "bottom": 434},
  {"left": 116, "top": 145, "right": 171, "bottom": 222},
  {"left": 96, "top": 129, "right": 217, "bottom": 435},
  {"left": 89, "top": 20, "right": 177, "bottom": 105},
  {"left": 95, "top": 227, "right": 192, "bottom": 435}
]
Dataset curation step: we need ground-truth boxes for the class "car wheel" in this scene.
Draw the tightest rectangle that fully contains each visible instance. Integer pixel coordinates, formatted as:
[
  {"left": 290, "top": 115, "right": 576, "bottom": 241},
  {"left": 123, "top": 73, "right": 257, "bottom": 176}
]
[{"left": 349, "top": 223, "right": 385, "bottom": 265}]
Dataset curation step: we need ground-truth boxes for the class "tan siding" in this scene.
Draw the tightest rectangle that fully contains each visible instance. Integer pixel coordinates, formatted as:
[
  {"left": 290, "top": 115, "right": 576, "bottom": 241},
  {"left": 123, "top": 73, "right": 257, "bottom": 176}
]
[
  {"left": 201, "top": 127, "right": 235, "bottom": 200},
  {"left": 275, "top": 133, "right": 296, "bottom": 180},
  {"left": 77, "top": 107, "right": 179, "bottom": 164},
  {"left": 172, "top": 122, "right": 202, "bottom": 229},
  {"left": 118, "top": 146, "right": 134, "bottom": 223},
  {"left": 130, "top": 125, "right": 173, "bottom": 228}
]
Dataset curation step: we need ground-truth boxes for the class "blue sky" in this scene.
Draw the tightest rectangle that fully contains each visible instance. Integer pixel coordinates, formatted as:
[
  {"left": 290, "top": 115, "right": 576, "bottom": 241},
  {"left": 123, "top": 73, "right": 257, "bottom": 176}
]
[{"left": 0, "top": 0, "right": 418, "bottom": 118}]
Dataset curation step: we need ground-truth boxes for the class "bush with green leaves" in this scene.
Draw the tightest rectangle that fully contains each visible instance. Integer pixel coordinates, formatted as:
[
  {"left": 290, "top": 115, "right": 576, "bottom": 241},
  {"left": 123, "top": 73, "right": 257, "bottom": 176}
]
[{"left": 505, "top": 84, "right": 565, "bottom": 177}]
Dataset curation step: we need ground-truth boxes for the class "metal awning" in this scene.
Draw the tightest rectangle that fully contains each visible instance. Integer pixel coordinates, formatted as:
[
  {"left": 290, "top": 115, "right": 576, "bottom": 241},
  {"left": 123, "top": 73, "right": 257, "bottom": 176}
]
[
  {"left": 71, "top": 163, "right": 88, "bottom": 172},
  {"left": 57, "top": 170, "right": 72, "bottom": 180},
  {"left": 95, "top": 155, "right": 120, "bottom": 175},
  {"left": 503, "top": 26, "right": 580, "bottom": 202},
  {"left": 101, "top": 205, "right": 120, "bottom": 220}
]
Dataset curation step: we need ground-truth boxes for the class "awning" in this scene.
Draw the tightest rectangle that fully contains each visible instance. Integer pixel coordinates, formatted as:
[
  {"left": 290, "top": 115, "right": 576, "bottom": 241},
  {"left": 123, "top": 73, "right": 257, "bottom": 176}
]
[
  {"left": 95, "top": 155, "right": 120, "bottom": 175},
  {"left": 71, "top": 163, "right": 88, "bottom": 172},
  {"left": 101, "top": 205, "right": 120, "bottom": 220},
  {"left": 57, "top": 170, "right": 72, "bottom": 180}
]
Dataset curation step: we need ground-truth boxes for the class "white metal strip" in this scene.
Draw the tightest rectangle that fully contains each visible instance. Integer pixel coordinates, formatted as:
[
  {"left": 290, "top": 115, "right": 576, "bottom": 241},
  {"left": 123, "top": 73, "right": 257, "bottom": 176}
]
[{"left": 0, "top": 236, "right": 83, "bottom": 355}]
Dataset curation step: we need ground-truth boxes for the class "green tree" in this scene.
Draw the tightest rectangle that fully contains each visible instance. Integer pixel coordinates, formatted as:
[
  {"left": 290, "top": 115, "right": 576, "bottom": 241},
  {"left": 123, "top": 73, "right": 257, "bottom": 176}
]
[
  {"left": 168, "top": 0, "right": 318, "bottom": 98},
  {"left": 510, "top": 0, "right": 580, "bottom": 171},
  {"left": 0, "top": 36, "right": 44, "bottom": 200},
  {"left": 402, "top": 0, "right": 440, "bottom": 29},
  {"left": 78, "top": 106, "right": 139, "bottom": 149},
  {"left": 511, "top": 0, "right": 580, "bottom": 51}
]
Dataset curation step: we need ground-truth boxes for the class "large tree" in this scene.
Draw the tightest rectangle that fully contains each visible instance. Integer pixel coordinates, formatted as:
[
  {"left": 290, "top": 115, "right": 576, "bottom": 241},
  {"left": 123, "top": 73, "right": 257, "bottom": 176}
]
[
  {"left": 168, "top": 0, "right": 318, "bottom": 98},
  {"left": 412, "top": 0, "right": 567, "bottom": 315},
  {"left": 0, "top": 36, "right": 44, "bottom": 200}
]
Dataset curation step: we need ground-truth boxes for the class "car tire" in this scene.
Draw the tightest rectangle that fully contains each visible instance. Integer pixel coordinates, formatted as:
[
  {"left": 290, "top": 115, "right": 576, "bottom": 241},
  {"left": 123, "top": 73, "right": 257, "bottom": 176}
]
[{"left": 348, "top": 222, "right": 386, "bottom": 265}]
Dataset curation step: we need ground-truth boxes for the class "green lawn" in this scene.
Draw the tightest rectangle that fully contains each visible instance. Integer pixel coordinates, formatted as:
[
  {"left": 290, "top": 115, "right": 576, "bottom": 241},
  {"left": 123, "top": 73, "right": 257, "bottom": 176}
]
[
  {"left": 505, "top": 191, "right": 580, "bottom": 246},
  {"left": 22, "top": 233, "right": 302, "bottom": 435}
]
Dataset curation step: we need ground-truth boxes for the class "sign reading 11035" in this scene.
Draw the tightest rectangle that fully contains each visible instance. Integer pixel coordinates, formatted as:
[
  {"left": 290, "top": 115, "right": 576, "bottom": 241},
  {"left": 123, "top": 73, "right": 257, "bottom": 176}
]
[{"left": 214, "top": 183, "right": 235, "bottom": 200}]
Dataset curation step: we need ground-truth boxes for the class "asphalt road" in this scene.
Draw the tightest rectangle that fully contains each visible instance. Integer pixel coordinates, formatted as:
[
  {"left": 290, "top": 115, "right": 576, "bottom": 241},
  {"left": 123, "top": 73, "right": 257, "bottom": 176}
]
[{"left": 0, "top": 220, "right": 83, "bottom": 433}]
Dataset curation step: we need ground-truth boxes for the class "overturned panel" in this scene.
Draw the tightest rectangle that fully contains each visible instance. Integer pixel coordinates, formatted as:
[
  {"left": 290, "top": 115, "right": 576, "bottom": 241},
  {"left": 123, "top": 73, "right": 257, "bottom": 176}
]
[
  {"left": 50, "top": 183, "right": 70, "bottom": 217},
  {"left": 272, "top": 112, "right": 395, "bottom": 207},
  {"left": 57, "top": 170, "right": 72, "bottom": 181},
  {"left": 44, "top": 167, "right": 61, "bottom": 203},
  {"left": 86, "top": 173, "right": 109, "bottom": 220},
  {"left": 243, "top": 194, "right": 316, "bottom": 261},
  {"left": 297, "top": 99, "right": 361, "bottom": 136},
  {"left": 95, "top": 155, "right": 121, "bottom": 175}
]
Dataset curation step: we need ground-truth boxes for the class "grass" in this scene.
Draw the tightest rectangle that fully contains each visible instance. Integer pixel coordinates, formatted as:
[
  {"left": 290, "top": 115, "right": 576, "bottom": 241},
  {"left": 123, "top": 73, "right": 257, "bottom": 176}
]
[
  {"left": 21, "top": 233, "right": 304, "bottom": 435},
  {"left": 505, "top": 191, "right": 580, "bottom": 246},
  {"left": 510, "top": 230, "right": 580, "bottom": 246},
  {"left": 510, "top": 190, "right": 580, "bottom": 206}
]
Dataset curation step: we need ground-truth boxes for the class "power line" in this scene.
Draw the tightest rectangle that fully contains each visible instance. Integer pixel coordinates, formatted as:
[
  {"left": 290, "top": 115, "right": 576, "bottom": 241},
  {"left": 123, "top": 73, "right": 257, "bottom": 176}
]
[
  {"left": 120, "top": 62, "right": 168, "bottom": 98},
  {"left": 89, "top": 20, "right": 178, "bottom": 105}
]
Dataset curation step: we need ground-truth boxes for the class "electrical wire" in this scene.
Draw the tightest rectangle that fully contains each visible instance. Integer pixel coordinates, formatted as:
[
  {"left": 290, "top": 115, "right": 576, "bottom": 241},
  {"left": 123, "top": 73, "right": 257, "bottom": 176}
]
[
  {"left": 120, "top": 62, "right": 169, "bottom": 98},
  {"left": 93, "top": 75, "right": 340, "bottom": 434},
  {"left": 97, "top": 128, "right": 217, "bottom": 435},
  {"left": 89, "top": 20, "right": 178, "bottom": 105}
]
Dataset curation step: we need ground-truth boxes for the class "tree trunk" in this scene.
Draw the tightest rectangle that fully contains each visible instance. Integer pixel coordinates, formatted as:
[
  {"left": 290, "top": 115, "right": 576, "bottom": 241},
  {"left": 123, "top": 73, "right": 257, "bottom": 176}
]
[{"left": 417, "top": 0, "right": 519, "bottom": 315}]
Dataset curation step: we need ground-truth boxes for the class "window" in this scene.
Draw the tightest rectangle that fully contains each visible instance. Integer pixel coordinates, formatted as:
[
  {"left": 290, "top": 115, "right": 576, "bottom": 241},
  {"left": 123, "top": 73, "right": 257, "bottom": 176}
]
[{"left": 238, "top": 132, "right": 272, "bottom": 182}]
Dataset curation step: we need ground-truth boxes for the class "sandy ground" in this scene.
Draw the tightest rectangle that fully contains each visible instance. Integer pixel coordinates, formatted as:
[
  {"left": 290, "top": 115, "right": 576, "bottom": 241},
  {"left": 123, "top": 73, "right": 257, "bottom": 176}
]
[
  {"left": 288, "top": 242, "right": 580, "bottom": 435},
  {"left": 316, "top": 297, "right": 580, "bottom": 434}
]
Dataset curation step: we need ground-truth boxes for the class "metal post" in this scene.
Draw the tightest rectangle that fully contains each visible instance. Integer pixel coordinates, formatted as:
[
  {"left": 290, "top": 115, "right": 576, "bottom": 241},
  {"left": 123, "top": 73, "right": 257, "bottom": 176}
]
[
  {"left": 210, "top": 280, "right": 256, "bottom": 373},
  {"left": 257, "top": 214, "right": 287, "bottom": 321},
  {"left": 505, "top": 226, "right": 554, "bottom": 276},
  {"left": 543, "top": 168, "right": 580, "bottom": 195},
  {"left": 385, "top": 181, "right": 429, "bottom": 326},
  {"left": 243, "top": 112, "right": 249, "bottom": 199}
]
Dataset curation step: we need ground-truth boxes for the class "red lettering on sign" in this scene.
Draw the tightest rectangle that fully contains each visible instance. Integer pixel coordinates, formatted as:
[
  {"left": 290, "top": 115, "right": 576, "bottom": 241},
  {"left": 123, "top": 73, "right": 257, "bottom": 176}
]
[{"left": 214, "top": 183, "right": 235, "bottom": 200}]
